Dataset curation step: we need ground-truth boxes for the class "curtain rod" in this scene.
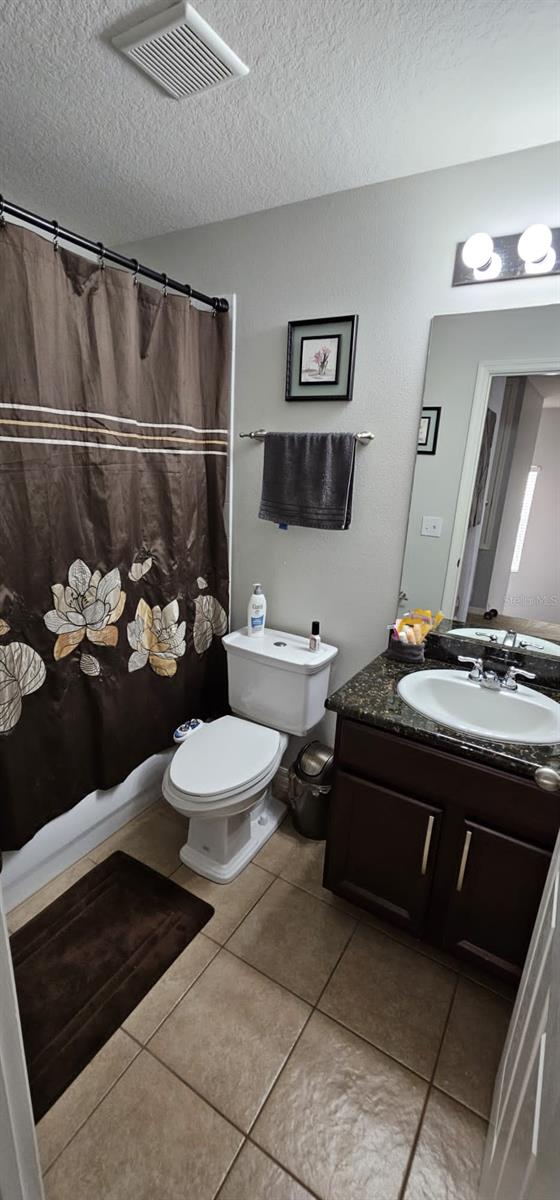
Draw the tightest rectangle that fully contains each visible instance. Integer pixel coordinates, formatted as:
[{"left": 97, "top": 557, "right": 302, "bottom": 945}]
[{"left": 0, "top": 196, "right": 229, "bottom": 314}]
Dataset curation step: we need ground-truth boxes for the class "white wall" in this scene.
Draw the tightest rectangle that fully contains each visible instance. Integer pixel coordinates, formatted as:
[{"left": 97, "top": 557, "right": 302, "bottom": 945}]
[
  {"left": 119, "top": 142, "right": 560, "bottom": 741},
  {"left": 505, "top": 407, "right": 560, "bottom": 623}
]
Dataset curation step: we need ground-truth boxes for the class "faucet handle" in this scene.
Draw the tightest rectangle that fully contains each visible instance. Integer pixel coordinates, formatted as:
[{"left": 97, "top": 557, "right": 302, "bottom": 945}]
[
  {"left": 458, "top": 655, "right": 484, "bottom": 680},
  {"left": 504, "top": 665, "right": 536, "bottom": 690}
]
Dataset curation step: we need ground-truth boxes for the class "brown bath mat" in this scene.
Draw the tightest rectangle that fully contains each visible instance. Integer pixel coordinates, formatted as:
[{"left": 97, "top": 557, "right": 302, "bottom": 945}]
[{"left": 10, "top": 851, "right": 213, "bottom": 1121}]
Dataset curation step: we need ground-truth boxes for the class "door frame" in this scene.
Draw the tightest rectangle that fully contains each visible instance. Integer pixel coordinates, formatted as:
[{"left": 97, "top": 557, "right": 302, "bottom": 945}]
[
  {"left": 0, "top": 887, "right": 44, "bottom": 1200},
  {"left": 442, "top": 354, "right": 560, "bottom": 617}
]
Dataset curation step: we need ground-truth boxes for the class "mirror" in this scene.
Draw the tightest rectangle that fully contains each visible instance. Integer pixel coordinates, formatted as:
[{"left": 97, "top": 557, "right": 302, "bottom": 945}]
[{"left": 400, "top": 304, "right": 560, "bottom": 661}]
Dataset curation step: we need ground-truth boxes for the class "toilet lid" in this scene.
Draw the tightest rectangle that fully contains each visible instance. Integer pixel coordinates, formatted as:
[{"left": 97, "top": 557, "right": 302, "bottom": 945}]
[{"left": 169, "top": 716, "right": 282, "bottom": 798}]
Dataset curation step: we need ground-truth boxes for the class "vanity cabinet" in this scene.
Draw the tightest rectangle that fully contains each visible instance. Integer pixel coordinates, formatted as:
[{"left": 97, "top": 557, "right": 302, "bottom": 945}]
[
  {"left": 326, "top": 773, "right": 441, "bottom": 933},
  {"left": 324, "top": 720, "right": 558, "bottom": 981},
  {"left": 443, "top": 820, "right": 551, "bottom": 973}
]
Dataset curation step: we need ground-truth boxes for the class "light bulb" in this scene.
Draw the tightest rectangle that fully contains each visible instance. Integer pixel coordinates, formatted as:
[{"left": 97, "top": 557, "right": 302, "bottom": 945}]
[
  {"left": 473, "top": 253, "right": 502, "bottom": 281},
  {"left": 518, "top": 224, "right": 553, "bottom": 264},
  {"left": 462, "top": 232, "right": 494, "bottom": 270},
  {"left": 524, "top": 247, "right": 556, "bottom": 275}
]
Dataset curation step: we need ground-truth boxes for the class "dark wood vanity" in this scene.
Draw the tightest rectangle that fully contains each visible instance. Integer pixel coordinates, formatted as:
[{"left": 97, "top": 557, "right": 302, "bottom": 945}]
[{"left": 324, "top": 655, "right": 560, "bottom": 983}]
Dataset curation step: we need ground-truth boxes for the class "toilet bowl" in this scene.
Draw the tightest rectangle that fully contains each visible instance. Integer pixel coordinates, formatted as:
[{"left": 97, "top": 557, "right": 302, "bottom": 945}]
[
  {"left": 163, "top": 716, "right": 288, "bottom": 882},
  {"left": 163, "top": 626, "right": 338, "bottom": 883}
]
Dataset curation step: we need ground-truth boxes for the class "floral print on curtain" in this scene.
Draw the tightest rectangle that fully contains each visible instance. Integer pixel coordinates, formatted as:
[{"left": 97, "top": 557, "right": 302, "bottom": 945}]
[
  {"left": 0, "top": 642, "right": 46, "bottom": 733},
  {"left": 43, "top": 560, "right": 126, "bottom": 660},
  {"left": 127, "top": 598, "right": 186, "bottom": 677}
]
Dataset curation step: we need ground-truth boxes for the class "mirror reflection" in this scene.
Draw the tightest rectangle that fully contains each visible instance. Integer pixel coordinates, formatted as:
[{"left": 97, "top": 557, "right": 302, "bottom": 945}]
[{"left": 400, "top": 307, "right": 560, "bottom": 660}]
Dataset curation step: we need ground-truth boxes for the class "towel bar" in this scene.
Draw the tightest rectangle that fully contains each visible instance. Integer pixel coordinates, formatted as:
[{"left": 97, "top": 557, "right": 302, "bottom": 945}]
[{"left": 239, "top": 430, "right": 374, "bottom": 443}]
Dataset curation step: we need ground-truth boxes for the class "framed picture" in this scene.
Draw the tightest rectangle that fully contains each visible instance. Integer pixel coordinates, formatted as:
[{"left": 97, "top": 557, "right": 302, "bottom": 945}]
[
  {"left": 417, "top": 406, "right": 441, "bottom": 455},
  {"left": 286, "top": 315, "right": 358, "bottom": 401}
]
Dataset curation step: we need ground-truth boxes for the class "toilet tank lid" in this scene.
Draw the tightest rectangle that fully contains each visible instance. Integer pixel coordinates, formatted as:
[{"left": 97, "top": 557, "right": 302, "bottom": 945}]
[{"left": 223, "top": 628, "right": 338, "bottom": 675}]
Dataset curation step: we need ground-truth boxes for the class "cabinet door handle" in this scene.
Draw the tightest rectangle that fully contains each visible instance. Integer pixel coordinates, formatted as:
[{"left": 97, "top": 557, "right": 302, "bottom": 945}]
[
  {"left": 456, "top": 830, "right": 472, "bottom": 892},
  {"left": 421, "top": 814, "right": 435, "bottom": 876}
]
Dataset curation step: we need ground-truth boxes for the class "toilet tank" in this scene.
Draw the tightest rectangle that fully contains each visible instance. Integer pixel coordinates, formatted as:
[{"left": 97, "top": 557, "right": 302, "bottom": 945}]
[{"left": 222, "top": 628, "right": 338, "bottom": 736}]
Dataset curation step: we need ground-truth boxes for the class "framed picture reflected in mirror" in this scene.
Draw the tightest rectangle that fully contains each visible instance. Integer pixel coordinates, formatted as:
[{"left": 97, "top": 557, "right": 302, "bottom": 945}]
[{"left": 417, "top": 406, "right": 441, "bottom": 455}]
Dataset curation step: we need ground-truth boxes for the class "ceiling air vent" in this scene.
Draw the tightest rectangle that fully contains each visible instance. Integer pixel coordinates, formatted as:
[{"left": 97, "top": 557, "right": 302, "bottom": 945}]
[{"left": 112, "top": 2, "right": 249, "bottom": 100}]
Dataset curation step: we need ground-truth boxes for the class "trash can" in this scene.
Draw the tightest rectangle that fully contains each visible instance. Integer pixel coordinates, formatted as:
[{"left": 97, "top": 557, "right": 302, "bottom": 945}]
[{"left": 289, "top": 741, "right": 334, "bottom": 840}]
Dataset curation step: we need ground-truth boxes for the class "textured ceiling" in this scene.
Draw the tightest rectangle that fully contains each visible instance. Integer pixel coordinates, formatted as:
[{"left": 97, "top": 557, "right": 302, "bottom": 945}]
[{"left": 1, "top": 0, "right": 559, "bottom": 243}]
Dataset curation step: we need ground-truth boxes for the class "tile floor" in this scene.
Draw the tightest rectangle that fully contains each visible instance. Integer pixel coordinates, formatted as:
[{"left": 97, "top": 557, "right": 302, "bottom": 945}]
[{"left": 8, "top": 802, "right": 513, "bottom": 1200}]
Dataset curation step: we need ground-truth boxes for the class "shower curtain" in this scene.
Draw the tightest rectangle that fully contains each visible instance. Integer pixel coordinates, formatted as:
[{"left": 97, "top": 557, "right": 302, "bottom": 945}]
[{"left": 0, "top": 223, "right": 230, "bottom": 850}]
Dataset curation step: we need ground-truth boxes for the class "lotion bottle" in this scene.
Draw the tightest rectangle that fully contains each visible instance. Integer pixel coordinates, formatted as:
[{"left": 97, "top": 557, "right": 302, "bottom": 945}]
[{"left": 247, "top": 583, "right": 266, "bottom": 637}]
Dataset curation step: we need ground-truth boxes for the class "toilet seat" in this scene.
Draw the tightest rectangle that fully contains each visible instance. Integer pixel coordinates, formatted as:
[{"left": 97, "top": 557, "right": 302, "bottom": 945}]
[{"left": 167, "top": 716, "right": 283, "bottom": 809}]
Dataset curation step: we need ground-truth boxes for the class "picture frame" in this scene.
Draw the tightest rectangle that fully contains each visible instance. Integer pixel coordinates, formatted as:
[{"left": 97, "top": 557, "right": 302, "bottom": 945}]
[
  {"left": 417, "top": 406, "right": 441, "bottom": 455},
  {"left": 286, "top": 315, "right": 358, "bottom": 401}
]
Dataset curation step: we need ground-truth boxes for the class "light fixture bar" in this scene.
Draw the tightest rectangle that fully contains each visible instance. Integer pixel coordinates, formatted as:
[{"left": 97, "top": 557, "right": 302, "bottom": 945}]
[{"left": 453, "top": 225, "right": 560, "bottom": 286}]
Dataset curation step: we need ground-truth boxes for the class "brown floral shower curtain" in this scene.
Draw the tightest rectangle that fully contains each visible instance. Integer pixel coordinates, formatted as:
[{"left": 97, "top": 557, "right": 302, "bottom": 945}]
[{"left": 0, "top": 223, "right": 230, "bottom": 850}]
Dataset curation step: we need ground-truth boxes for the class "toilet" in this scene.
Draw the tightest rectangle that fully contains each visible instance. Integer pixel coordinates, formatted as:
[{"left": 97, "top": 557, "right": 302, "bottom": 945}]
[{"left": 162, "top": 627, "right": 338, "bottom": 882}]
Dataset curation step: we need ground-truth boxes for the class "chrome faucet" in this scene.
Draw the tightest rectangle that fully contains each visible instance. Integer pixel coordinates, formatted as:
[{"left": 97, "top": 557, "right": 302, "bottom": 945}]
[
  {"left": 502, "top": 665, "right": 537, "bottom": 692},
  {"left": 457, "top": 656, "right": 536, "bottom": 692},
  {"left": 502, "top": 630, "right": 518, "bottom": 649}
]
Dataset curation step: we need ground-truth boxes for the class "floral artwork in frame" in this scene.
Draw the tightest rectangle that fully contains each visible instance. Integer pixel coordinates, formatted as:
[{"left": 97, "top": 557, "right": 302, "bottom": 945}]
[
  {"left": 299, "top": 335, "right": 341, "bottom": 385},
  {"left": 286, "top": 315, "right": 358, "bottom": 401}
]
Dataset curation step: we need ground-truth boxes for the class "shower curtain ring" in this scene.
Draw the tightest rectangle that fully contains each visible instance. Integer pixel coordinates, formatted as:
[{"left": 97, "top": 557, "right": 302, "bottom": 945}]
[
  {"left": 162, "top": 273, "right": 168, "bottom": 298},
  {"left": 52, "top": 220, "right": 59, "bottom": 252},
  {"left": 97, "top": 242, "right": 105, "bottom": 271},
  {"left": 131, "top": 259, "right": 139, "bottom": 286}
]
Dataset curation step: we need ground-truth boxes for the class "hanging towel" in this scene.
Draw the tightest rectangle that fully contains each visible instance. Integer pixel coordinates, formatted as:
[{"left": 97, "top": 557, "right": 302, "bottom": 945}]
[{"left": 258, "top": 432, "right": 356, "bottom": 530}]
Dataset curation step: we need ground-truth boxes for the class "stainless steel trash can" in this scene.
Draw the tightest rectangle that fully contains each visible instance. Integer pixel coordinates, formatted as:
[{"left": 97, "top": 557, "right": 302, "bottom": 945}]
[{"left": 289, "top": 741, "right": 334, "bottom": 840}]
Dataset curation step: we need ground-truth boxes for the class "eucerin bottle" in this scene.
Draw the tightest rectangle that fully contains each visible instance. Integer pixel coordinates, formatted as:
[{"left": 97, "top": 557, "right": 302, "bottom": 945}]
[{"left": 247, "top": 584, "right": 266, "bottom": 637}]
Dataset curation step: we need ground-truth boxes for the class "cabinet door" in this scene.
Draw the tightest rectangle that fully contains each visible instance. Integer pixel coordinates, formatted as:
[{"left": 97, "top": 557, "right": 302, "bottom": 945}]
[
  {"left": 324, "top": 770, "right": 441, "bottom": 934},
  {"left": 443, "top": 819, "right": 551, "bottom": 978}
]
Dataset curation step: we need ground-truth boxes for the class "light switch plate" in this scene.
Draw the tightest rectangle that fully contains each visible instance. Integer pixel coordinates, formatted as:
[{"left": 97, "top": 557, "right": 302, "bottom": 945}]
[{"left": 421, "top": 515, "right": 443, "bottom": 538}]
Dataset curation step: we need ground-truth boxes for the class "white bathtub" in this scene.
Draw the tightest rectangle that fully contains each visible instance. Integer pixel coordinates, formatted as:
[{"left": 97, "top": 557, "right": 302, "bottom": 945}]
[{"left": 1, "top": 749, "right": 173, "bottom": 913}]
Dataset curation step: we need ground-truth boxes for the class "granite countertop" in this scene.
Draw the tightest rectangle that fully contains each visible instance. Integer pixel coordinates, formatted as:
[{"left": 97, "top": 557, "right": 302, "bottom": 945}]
[{"left": 326, "top": 652, "right": 560, "bottom": 782}]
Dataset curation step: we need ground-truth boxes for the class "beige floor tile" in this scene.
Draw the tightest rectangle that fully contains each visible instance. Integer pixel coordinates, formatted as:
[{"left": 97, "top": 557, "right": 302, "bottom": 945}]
[
  {"left": 7, "top": 858, "right": 96, "bottom": 933},
  {"left": 434, "top": 978, "right": 511, "bottom": 1118},
  {"left": 253, "top": 1011, "right": 426, "bottom": 1200},
  {"left": 255, "top": 819, "right": 362, "bottom": 917},
  {"left": 404, "top": 1089, "right": 488, "bottom": 1200},
  {"left": 460, "top": 960, "right": 519, "bottom": 1002},
  {"left": 88, "top": 805, "right": 186, "bottom": 876},
  {"left": 43, "top": 1050, "right": 242, "bottom": 1200},
  {"left": 319, "top": 924, "right": 456, "bottom": 1078},
  {"left": 171, "top": 862, "right": 274, "bottom": 944},
  {"left": 122, "top": 933, "right": 219, "bottom": 1043},
  {"left": 150, "top": 949, "right": 310, "bottom": 1132},
  {"left": 357, "top": 907, "right": 462, "bottom": 971},
  {"left": 37, "top": 1030, "right": 139, "bottom": 1172},
  {"left": 218, "top": 1141, "right": 315, "bottom": 1199},
  {"left": 227, "top": 878, "right": 355, "bottom": 1003}
]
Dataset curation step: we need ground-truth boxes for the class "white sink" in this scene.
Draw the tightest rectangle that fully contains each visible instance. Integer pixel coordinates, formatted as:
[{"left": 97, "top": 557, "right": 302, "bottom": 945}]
[
  {"left": 448, "top": 627, "right": 560, "bottom": 658},
  {"left": 397, "top": 669, "right": 560, "bottom": 745}
]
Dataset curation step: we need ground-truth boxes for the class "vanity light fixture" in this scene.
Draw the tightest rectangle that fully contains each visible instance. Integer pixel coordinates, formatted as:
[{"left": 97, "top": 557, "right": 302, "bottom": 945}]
[
  {"left": 518, "top": 224, "right": 556, "bottom": 275},
  {"left": 453, "top": 223, "right": 560, "bottom": 286},
  {"left": 461, "top": 232, "right": 494, "bottom": 270}
]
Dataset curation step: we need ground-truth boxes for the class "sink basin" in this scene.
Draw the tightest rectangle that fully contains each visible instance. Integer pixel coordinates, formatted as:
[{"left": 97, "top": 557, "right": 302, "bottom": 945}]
[
  {"left": 448, "top": 627, "right": 560, "bottom": 658},
  {"left": 397, "top": 669, "right": 560, "bottom": 745}
]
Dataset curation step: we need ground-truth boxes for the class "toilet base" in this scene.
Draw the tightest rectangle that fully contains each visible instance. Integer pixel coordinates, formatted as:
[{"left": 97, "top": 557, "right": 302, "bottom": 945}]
[{"left": 178, "top": 789, "right": 287, "bottom": 884}]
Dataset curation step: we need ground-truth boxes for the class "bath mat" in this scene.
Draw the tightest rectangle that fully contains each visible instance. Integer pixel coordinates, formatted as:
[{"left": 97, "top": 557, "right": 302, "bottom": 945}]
[{"left": 10, "top": 851, "right": 213, "bottom": 1121}]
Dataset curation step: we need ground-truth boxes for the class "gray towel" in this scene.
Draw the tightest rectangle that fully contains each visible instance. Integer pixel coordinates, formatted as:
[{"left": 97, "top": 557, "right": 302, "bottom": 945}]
[{"left": 258, "top": 432, "right": 356, "bottom": 530}]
